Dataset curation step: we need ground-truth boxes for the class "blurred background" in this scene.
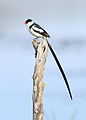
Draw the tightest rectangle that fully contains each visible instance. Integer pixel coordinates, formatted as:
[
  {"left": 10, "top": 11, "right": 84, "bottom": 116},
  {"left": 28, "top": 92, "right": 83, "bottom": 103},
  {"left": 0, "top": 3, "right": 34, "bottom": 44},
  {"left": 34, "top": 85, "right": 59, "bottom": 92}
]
[{"left": 0, "top": 0, "right": 86, "bottom": 120}]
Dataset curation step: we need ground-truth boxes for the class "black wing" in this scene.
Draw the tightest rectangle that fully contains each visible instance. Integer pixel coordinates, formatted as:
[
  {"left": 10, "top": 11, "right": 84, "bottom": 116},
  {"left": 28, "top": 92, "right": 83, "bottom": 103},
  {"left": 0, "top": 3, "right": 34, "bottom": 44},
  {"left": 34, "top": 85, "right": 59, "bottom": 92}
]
[{"left": 33, "top": 23, "right": 50, "bottom": 38}]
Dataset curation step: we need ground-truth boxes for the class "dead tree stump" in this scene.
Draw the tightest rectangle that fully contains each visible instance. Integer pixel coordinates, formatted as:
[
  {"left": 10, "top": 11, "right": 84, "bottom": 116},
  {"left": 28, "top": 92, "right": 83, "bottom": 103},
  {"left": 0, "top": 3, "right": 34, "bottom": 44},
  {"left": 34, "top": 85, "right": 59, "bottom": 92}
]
[{"left": 32, "top": 39, "right": 48, "bottom": 120}]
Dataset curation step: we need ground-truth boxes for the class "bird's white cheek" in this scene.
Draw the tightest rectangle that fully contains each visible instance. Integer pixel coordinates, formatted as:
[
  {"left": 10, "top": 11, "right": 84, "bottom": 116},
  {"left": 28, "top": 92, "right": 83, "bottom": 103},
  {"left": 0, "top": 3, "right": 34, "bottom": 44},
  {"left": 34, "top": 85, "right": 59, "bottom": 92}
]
[{"left": 27, "top": 21, "right": 34, "bottom": 27}]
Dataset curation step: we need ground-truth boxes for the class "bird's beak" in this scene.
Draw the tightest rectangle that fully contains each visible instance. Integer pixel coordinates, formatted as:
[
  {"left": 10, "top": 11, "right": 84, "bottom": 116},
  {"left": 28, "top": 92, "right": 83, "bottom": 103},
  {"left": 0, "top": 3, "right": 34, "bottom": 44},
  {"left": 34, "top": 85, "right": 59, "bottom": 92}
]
[{"left": 24, "top": 21, "right": 26, "bottom": 24}]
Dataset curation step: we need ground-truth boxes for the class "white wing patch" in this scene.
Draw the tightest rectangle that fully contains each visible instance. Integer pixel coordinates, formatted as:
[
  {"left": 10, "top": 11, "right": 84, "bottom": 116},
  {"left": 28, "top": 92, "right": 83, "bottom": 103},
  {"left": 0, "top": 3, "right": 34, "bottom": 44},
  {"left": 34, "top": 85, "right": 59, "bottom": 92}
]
[
  {"left": 29, "top": 28, "right": 43, "bottom": 38},
  {"left": 32, "top": 25, "right": 44, "bottom": 33}
]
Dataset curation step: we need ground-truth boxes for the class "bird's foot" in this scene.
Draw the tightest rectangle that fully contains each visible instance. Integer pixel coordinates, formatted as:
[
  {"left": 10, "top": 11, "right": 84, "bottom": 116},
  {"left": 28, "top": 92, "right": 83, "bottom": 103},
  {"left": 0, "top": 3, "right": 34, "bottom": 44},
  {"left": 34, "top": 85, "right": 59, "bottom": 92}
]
[{"left": 33, "top": 37, "right": 38, "bottom": 41}]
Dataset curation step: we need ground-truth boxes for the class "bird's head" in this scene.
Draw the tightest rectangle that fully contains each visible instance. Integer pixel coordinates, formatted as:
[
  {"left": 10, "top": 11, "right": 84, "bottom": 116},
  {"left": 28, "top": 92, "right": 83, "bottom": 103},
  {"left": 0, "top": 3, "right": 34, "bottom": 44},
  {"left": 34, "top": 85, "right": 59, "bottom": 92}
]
[{"left": 24, "top": 19, "right": 34, "bottom": 27}]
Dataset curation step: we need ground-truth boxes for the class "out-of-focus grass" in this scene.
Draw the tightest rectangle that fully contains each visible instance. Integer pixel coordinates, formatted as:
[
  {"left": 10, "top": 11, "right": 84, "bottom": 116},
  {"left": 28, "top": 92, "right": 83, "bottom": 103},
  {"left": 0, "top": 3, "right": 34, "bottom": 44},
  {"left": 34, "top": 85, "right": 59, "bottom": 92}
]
[
  {"left": 45, "top": 110, "right": 77, "bottom": 120},
  {"left": 70, "top": 112, "right": 77, "bottom": 120}
]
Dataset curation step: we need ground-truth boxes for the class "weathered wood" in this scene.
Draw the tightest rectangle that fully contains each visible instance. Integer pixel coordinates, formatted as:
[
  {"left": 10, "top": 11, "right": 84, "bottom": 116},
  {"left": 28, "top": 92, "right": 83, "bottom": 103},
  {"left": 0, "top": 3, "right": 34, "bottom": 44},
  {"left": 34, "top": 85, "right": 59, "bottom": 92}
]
[{"left": 32, "top": 39, "right": 48, "bottom": 120}]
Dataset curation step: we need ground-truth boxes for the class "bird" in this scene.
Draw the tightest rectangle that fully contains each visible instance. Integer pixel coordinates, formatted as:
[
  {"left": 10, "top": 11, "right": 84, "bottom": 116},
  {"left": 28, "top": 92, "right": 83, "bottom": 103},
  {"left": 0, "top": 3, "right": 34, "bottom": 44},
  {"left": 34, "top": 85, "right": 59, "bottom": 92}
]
[{"left": 24, "top": 19, "right": 73, "bottom": 100}]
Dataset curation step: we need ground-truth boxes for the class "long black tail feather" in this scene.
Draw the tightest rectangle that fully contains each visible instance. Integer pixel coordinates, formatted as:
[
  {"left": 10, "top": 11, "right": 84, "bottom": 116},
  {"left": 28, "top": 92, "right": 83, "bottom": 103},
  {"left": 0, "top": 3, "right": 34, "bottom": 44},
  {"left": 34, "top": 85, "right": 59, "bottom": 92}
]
[{"left": 47, "top": 41, "right": 73, "bottom": 100}]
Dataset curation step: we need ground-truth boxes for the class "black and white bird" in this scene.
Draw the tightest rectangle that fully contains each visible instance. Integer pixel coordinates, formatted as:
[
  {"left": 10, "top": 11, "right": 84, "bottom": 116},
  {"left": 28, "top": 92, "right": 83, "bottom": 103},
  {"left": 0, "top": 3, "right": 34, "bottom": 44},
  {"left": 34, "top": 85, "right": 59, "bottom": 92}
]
[
  {"left": 24, "top": 19, "right": 50, "bottom": 39},
  {"left": 24, "top": 19, "right": 73, "bottom": 100}
]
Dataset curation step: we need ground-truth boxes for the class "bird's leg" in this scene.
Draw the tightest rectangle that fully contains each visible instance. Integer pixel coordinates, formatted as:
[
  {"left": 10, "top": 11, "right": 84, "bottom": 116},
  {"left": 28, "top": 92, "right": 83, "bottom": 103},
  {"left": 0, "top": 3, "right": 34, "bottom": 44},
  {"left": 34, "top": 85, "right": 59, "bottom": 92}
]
[
  {"left": 42, "top": 36, "right": 47, "bottom": 40},
  {"left": 33, "top": 37, "right": 38, "bottom": 41}
]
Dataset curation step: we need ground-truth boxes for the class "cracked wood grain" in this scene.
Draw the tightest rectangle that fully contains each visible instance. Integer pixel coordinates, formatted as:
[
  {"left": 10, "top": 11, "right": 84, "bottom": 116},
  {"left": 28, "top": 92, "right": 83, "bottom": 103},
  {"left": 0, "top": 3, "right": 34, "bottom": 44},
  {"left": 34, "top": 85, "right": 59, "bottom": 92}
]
[{"left": 32, "top": 39, "right": 48, "bottom": 120}]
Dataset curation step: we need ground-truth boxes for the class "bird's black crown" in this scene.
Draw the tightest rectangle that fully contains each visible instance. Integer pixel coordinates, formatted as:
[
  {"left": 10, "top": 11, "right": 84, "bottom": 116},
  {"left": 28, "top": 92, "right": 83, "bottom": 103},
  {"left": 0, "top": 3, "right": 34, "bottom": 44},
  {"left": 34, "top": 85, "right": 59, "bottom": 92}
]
[{"left": 25, "top": 19, "right": 32, "bottom": 24}]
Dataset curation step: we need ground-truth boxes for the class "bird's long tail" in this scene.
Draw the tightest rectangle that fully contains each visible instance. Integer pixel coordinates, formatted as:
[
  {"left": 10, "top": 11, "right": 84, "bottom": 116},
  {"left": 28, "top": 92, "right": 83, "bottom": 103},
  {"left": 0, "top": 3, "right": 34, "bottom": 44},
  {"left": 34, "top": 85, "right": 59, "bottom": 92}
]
[{"left": 47, "top": 40, "right": 73, "bottom": 100}]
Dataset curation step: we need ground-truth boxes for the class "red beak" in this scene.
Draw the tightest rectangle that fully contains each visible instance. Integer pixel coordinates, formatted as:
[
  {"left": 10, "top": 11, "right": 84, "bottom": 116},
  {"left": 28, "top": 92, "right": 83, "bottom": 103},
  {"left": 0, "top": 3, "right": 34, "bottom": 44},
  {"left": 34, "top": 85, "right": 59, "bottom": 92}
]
[{"left": 24, "top": 21, "right": 26, "bottom": 24}]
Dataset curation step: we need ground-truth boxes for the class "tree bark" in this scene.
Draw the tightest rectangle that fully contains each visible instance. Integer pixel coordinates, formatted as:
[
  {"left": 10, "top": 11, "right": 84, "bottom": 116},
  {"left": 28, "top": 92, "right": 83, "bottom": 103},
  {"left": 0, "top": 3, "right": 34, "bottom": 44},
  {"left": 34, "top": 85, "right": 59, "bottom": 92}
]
[{"left": 32, "top": 39, "right": 48, "bottom": 120}]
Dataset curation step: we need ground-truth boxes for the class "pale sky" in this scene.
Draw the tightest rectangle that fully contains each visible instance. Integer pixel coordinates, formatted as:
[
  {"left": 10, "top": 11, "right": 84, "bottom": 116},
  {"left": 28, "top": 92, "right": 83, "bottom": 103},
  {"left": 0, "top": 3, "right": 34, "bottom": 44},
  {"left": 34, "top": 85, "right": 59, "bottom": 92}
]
[{"left": 0, "top": 0, "right": 86, "bottom": 38}]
